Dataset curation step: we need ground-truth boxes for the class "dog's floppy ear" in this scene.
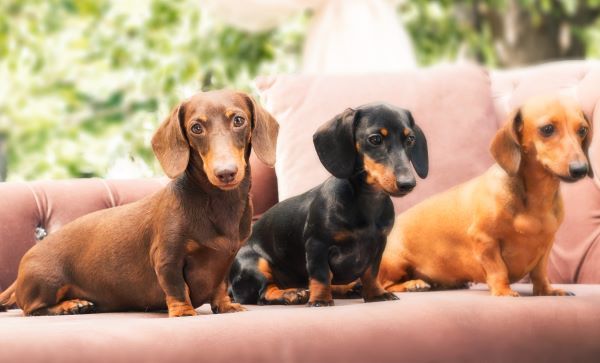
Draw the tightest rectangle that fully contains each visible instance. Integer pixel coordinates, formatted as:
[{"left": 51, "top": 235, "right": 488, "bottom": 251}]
[
  {"left": 583, "top": 113, "right": 594, "bottom": 178},
  {"left": 246, "top": 95, "right": 279, "bottom": 167},
  {"left": 313, "top": 108, "right": 357, "bottom": 179},
  {"left": 407, "top": 112, "right": 428, "bottom": 179},
  {"left": 151, "top": 102, "right": 189, "bottom": 178},
  {"left": 490, "top": 109, "right": 523, "bottom": 176}
]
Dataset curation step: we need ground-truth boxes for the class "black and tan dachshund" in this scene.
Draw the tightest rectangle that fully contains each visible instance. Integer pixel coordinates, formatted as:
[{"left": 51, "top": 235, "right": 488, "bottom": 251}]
[{"left": 229, "top": 103, "right": 428, "bottom": 306}]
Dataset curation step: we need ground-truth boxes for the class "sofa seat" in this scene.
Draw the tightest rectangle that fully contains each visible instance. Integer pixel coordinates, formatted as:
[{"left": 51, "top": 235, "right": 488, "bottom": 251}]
[{"left": 1, "top": 284, "right": 599, "bottom": 363}]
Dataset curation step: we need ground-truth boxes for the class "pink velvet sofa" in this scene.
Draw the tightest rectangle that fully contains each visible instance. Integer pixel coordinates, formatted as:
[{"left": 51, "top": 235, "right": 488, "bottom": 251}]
[{"left": 1, "top": 61, "right": 599, "bottom": 362}]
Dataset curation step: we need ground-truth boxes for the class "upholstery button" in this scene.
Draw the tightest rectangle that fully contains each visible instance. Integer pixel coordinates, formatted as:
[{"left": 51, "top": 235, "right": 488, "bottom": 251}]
[{"left": 35, "top": 226, "right": 48, "bottom": 241}]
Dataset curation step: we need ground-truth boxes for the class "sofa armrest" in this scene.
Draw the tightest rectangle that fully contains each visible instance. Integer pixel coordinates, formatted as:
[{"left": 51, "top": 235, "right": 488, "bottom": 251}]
[{"left": 0, "top": 178, "right": 168, "bottom": 290}]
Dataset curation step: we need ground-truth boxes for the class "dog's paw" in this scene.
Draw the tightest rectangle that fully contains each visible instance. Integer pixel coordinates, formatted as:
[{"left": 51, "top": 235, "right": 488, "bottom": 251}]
[
  {"left": 282, "top": 289, "right": 310, "bottom": 305},
  {"left": 307, "top": 299, "right": 334, "bottom": 307},
  {"left": 404, "top": 279, "right": 431, "bottom": 292},
  {"left": 213, "top": 302, "right": 247, "bottom": 314},
  {"left": 364, "top": 292, "right": 399, "bottom": 302},
  {"left": 59, "top": 299, "right": 96, "bottom": 315},
  {"left": 534, "top": 288, "right": 575, "bottom": 297},
  {"left": 260, "top": 288, "right": 310, "bottom": 305},
  {"left": 491, "top": 289, "right": 520, "bottom": 297},
  {"left": 168, "top": 303, "right": 197, "bottom": 317}
]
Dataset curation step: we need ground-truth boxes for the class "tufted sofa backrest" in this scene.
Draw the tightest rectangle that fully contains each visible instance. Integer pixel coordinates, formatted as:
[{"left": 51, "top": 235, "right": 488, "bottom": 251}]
[{"left": 0, "top": 178, "right": 167, "bottom": 289}]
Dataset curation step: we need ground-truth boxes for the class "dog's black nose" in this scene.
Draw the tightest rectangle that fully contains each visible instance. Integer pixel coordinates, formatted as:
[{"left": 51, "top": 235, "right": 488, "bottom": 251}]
[
  {"left": 568, "top": 162, "right": 588, "bottom": 179},
  {"left": 215, "top": 166, "right": 238, "bottom": 184},
  {"left": 396, "top": 179, "right": 416, "bottom": 193}
]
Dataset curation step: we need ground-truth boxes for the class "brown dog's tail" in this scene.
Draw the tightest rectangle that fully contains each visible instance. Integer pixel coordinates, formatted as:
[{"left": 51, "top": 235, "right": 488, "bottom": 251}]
[{"left": 0, "top": 281, "right": 17, "bottom": 311}]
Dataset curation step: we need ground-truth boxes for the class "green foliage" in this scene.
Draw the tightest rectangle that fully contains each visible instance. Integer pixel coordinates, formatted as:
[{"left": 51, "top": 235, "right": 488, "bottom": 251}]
[
  {"left": 399, "top": 0, "right": 600, "bottom": 66},
  {"left": 0, "top": 0, "right": 304, "bottom": 180},
  {"left": 1, "top": 0, "right": 598, "bottom": 181}
]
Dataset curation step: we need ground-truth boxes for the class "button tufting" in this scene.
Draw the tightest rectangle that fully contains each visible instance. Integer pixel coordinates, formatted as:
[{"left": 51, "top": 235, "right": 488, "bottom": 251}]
[{"left": 35, "top": 226, "right": 48, "bottom": 241}]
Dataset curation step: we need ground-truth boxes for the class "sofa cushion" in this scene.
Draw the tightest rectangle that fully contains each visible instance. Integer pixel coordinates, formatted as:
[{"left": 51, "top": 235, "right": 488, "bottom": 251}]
[
  {"left": 256, "top": 64, "right": 498, "bottom": 212},
  {"left": 1, "top": 284, "right": 599, "bottom": 363},
  {"left": 551, "top": 180, "right": 600, "bottom": 283}
]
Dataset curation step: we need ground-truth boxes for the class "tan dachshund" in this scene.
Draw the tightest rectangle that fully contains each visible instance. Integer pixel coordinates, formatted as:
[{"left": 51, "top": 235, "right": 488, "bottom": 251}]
[
  {"left": 0, "top": 90, "right": 279, "bottom": 316},
  {"left": 378, "top": 96, "right": 593, "bottom": 296}
]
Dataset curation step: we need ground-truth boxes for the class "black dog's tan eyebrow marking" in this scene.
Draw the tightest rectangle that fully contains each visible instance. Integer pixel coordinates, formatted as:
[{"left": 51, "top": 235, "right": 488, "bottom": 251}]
[
  {"left": 403, "top": 128, "right": 410, "bottom": 136},
  {"left": 380, "top": 128, "right": 388, "bottom": 136}
]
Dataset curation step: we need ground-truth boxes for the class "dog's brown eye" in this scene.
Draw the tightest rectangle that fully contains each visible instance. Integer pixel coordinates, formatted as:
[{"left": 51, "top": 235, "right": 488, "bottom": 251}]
[
  {"left": 540, "top": 124, "right": 555, "bottom": 137},
  {"left": 406, "top": 135, "right": 416, "bottom": 147},
  {"left": 191, "top": 123, "right": 203, "bottom": 134},
  {"left": 577, "top": 126, "right": 588, "bottom": 138},
  {"left": 368, "top": 134, "right": 382, "bottom": 145},
  {"left": 233, "top": 116, "right": 246, "bottom": 128}
]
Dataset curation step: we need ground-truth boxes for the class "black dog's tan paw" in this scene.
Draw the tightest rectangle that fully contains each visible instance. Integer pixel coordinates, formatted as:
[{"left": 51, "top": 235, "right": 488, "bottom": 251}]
[
  {"left": 364, "top": 292, "right": 399, "bottom": 302},
  {"left": 282, "top": 289, "right": 310, "bottom": 304},
  {"left": 261, "top": 288, "right": 309, "bottom": 305},
  {"left": 307, "top": 299, "right": 334, "bottom": 307}
]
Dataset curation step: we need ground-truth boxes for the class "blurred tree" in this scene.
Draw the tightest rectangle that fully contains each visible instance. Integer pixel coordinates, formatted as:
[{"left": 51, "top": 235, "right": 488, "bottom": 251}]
[
  {"left": 0, "top": 0, "right": 304, "bottom": 180},
  {"left": 1, "top": 0, "right": 599, "bottom": 181},
  {"left": 400, "top": 0, "right": 600, "bottom": 67}
]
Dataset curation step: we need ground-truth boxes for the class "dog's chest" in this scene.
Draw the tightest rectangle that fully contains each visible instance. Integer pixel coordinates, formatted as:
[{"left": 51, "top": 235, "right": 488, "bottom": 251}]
[
  {"left": 328, "top": 225, "right": 386, "bottom": 284},
  {"left": 500, "top": 209, "right": 559, "bottom": 280},
  {"left": 188, "top": 196, "right": 247, "bottom": 253},
  {"left": 510, "top": 210, "right": 559, "bottom": 236},
  {"left": 183, "top": 243, "right": 235, "bottom": 306}
]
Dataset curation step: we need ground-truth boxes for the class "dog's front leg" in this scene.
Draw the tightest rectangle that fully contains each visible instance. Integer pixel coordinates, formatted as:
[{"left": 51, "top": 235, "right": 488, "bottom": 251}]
[
  {"left": 530, "top": 248, "right": 574, "bottom": 296},
  {"left": 306, "top": 237, "right": 334, "bottom": 307},
  {"left": 361, "top": 235, "right": 399, "bottom": 302},
  {"left": 361, "top": 266, "right": 399, "bottom": 302},
  {"left": 471, "top": 229, "right": 519, "bottom": 297},
  {"left": 211, "top": 280, "right": 246, "bottom": 313},
  {"left": 153, "top": 250, "right": 196, "bottom": 317}
]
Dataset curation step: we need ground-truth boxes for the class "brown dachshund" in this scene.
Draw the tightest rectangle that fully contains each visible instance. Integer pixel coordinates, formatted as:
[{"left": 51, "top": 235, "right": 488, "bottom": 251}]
[
  {"left": 378, "top": 96, "right": 593, "bottom": 296},
  {"left": 0, "top": 90, "right": 279, "bottom": 316}
]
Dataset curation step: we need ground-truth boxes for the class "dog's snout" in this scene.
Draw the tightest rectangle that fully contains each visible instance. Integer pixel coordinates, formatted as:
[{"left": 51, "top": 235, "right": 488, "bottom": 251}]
[
  {"left": 396, "top": 178, "right": 416, "bottom": 193},
  {"left": 568, "top": 162, "right": 589, "bottom": 179},
  {"left": 215, "top": 165, "right": 238, "bottom": 184}
]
